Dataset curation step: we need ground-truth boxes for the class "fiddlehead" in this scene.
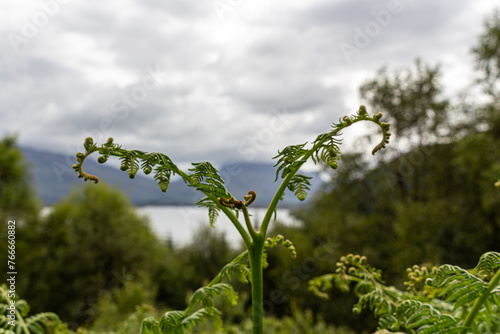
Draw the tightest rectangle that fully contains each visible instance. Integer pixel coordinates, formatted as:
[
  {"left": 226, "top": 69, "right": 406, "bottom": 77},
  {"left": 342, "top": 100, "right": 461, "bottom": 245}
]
[
  {"left": 219, "top": 190, "right": 257, "bottom": 210},
  {"left": 264, "top": 234, "right": 297, "bottom": 259},
  {"left": 271, "top": 106, "right": 391, "bottom": 204},
  {"left": 72, "top": 137, "right": 247, "bottom": 231}
]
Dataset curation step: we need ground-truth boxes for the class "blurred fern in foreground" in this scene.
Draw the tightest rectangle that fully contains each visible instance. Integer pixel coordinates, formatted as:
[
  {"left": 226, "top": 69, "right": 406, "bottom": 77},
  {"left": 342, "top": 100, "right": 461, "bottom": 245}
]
[
  {"left": 310, "top": 252, "right": 500, "bottom": 334},
  {"left": 0, "top": 285, "right": 62, "bottom": 334}
]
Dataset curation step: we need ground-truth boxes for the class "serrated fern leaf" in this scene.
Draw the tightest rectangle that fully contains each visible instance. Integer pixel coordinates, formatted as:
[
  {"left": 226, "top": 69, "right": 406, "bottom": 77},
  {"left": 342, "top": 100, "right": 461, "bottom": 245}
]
[
  {"left": 272, "top": 143, "right": 308, "bottom": 181},
  {"left": 286, "top": 173, "right": 312, "bottom": 201},
  {"left": 189, "top": 162, "right": 229, "bottom": 197},
  {"left": 216, "top": 259, "right": 251, "bottom": 284},
  {"left": 195, "top": 196, "right": 221, "bottom": 227},
  {"left": 187, "top": 283, "right": 238, "bottom": 315},
  {"left": 181, "top": 308, "right": 212, "bottom": 330},
  {"left": 25, "top": 313, "right": 60, "bottom": 334},
  {"left": 427, "top": 265, "right": 488, "bottom": 309},
  {"left": 396, "top": 300, "right": 465, "bottom": 333},
  {"left": 159, "top": 310, "right": 186, "bottom": 333},
  {"left": 354, "top": 286, "right": 400, "bottom": 317},
  {"left": 0, "top": 329, "right": 15, "bottom": 334},
  {"left": 139, "top": 317, "right": 162, "bottom": 334},
  {"left": 474, "top": 252, "right": 500, "bottom": 281}
]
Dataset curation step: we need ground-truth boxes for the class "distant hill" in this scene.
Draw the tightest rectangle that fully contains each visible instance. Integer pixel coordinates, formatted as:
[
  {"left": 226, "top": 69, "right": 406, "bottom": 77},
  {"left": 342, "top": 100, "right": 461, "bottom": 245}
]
[{"left": 21, "top": 146, "right": 322, "bottom": 207}]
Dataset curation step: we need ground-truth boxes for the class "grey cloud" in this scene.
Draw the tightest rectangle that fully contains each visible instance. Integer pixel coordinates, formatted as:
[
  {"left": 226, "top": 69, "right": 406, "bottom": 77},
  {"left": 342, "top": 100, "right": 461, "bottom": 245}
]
[{"left": 0, "top": 0, "right": 495, "bottom": 168}]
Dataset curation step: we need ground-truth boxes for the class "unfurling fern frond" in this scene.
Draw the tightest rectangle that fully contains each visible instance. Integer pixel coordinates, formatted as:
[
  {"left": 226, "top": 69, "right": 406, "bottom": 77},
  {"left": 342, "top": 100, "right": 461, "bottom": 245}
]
[
  {"left": 427, "top": 265, "right": 489, "bottom": 309},
  {"left": 73, "top": 138, "right": 238, "bottom": 227},
  {"left": 0, "top": 285, "right": 61, "bottom": 334},
  {"left": 273, "top": 143, "right": 308, "bottom": 181},
  {"left": 395, "top": 300, "right": 465, "bottom": 334},
  {"left": 286, "top": 173, "right": 312, "bottom": 201},
  {"left": 25, "top": 312, "right": 61, "bottom": 334},
  {"left": 312, "top": 133, "right": 342, "bottom": 169},
  {"left": 272, "top": 106, "right": 391, "bottom": 203},
  {"left": 195, "top": 196, "right": 220, "bottom": 228},
  {"left": 265, "top": 234, "right": 297, "bottom": 259},
  {"left": 310, "top": 252, "right": 500, "bottom": 334},
  {"left": 213, "top": 251, "right": 250, "bottom": 284},
  {"left": 140, "top": 317, "right": 162, "bottom": 334},
  {"left": 474, "top": 251, "right": 500, "bottom": 281},
  {"left": 189, "top": 162, "right": 233, "bottom": 226},
  {"left": 186, "top": 283, "right": 238, "bottom": 316},
  {"left": 140, "top": 251, "right": 249, "bottom": 334},
  {"left": 189, "top": 161, "right": 228, "bottom": 197}
]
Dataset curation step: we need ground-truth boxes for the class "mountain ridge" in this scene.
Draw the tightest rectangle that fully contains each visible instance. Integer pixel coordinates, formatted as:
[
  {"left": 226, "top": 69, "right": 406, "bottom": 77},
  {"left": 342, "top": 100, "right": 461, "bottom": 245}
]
[{"left": 21, "top": 146, "right": 322, "bottom": 207}]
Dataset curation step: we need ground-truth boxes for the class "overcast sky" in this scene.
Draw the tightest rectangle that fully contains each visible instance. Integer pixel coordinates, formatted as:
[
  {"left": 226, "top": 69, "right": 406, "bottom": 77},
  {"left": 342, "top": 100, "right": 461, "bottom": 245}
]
[{"left": 0, "top": 0, "right": 496, "bottom": 172}]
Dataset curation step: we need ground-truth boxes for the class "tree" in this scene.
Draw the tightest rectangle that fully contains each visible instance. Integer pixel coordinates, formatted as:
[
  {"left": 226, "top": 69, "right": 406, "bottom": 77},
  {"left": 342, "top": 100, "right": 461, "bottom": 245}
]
[
  {"left": 0, "top": 136, "right": 40, "bottom": 222},
  {"left": 473, "top": 10, "right": 500, "bottom": 98},
  {"left": 472, "top": 11, "right": 500, "bottom": 138},
  {"left": 359, "top": 59, "right": 449, "bottom": 147},
  {"left": 17, "top": 183, "right": 170, "bottom": 327}
]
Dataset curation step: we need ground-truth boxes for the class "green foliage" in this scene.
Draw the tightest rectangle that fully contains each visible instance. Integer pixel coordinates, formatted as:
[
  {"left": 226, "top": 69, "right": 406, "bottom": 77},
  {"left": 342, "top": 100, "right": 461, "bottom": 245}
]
[
  {"left": 359, "top": 59, "right": 449, "bottom": 144},
  {"left": 0, "top": 285, "right": 63, "bottom": 334},
  {"left": 0, "top": 136, "right": 40, "bottom": 221},
  {"left": 16, "top": 183, "right": 169, "bottom": 325},
  {"left": 140, "top": 250, "right": 250, "bottom": 334},
  {"left": 310, "top": 252, "right": 500, "bottom": 333},
  {"left": 472, "top": 10, "right": 500, "bottom": 98},
  {"left": 74, "top": 106, "right": 390, "bottom": 334},
  {"left": 87, "top": 279, "right": 156, "bottom": 333}
]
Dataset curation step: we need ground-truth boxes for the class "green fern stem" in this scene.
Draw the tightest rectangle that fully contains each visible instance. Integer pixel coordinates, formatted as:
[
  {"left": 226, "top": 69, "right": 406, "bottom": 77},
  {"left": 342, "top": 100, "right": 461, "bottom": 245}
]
[
  {"left": 0, "top": 286, "right": 30, "bottom": 334},
  {"left": 261, "top": 112, "right": 389, "bottom": 236},
  {"left": 260, "top": 133, "right": 333, "bottom": 236},
  {"left": 248, "top": 237, "right": 265, "bottom": 334},
  {"left": 242, "top": 204, "right": 259, "bottom": 239},
  {"left": 173, "top": 168, "right": 253, "bottom": 248},
  {"left": 461, "top": 267, "right": 500, "bottom": 333},
  {"left": 204, "top": 190, "right": 253, "bottom": 247}
]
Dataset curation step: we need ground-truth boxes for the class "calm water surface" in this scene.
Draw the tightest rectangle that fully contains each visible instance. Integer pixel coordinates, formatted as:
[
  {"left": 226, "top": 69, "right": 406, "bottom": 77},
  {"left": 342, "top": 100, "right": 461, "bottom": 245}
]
[{"left": 136, "top": 206, "right": 298, "bottom": 248}]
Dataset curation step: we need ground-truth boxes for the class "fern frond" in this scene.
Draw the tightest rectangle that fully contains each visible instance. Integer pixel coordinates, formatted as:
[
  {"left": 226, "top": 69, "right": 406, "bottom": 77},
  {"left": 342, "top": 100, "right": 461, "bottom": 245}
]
[
  {"left": 25, "top": 312, "right": 60, "bottom": 334},
  {"left": 0, "top": 328, "right": 15, "bottom": 334},
  {"left": 159, "top": 310, "right": 186, "bottom": 334},
  {"left": 395, "top": 300, "right": 465, "bottom": 333},
  {"left": 264, "top": 234, "right": 297, "bottom": 258},
  {"left": 474, "top": 252, "right": 500, "bottom": 281},
  {"left": 139, "top": 317, "right": 162, "bottom": 334},
  {"left": 181, "top": 308, "right": 213, "bottom": 330},
  {"left": 286, "top": 173, "right": 312, "bottom": 201},
  {"left": 271, "top": 106, "right": 391, "bottom": 205},
  {"left": 186, "top": 283, "right": 238, "bottom": 316},
  {"left": 189, "top": 162, "right": 228, "bottom": 197},
  {"left": 195, "top": 196, "right": 221, "bottom": 227},
  {"left": 312, "top": 133, "right": 342, "bottom": 169},
  {"left": 308, "top": 274, "right": 337, "bottom": 299},
  {"left": 214, "top": 253, "right": 251, "bottom": 284},
  {"left": 427, "top": 265, "right": 488, "bottom": 309},
  {"left": 353, "top": 285, "right": 400, "bottom": 316},
  {"left": 14, "top": 300, "right": 29, "bottom": 318},
  {"left": 272, "top": 143, "right": 308, "bottom": 181}
]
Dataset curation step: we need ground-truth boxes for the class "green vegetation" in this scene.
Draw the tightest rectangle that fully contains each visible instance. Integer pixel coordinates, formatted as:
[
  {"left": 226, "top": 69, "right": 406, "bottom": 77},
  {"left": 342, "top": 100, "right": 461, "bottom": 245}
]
[
  {"left": 72, "top": 106, "right": 391, "bottom": 334},
  {"left": 309, "top": 252, "right": 500, "bottom": 333},
  {"left": 0, "top": 9, "right": 499, "bottom": 334},
  {"left": 1, "top": 284, "right": 63, "bottom": 334}
]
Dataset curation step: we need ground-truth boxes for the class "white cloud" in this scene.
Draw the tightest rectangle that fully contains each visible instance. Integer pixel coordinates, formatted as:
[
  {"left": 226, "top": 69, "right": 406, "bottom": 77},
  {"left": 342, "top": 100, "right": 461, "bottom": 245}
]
[{"left": 0, "top": 0, "right": 496, "bottom": 170}]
